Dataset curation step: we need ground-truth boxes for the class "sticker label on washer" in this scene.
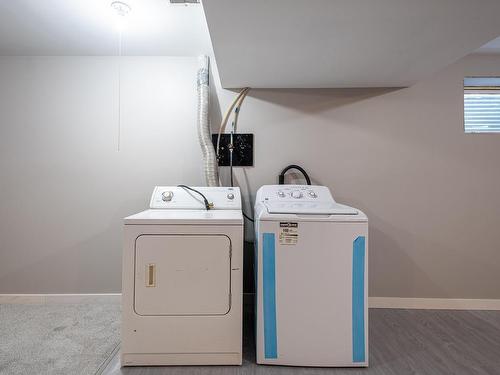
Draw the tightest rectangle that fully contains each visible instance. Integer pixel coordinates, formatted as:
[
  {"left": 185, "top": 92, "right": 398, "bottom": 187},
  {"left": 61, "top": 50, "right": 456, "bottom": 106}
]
[{"left": 279, "top": 222, "right": 298, "bottom": 245}]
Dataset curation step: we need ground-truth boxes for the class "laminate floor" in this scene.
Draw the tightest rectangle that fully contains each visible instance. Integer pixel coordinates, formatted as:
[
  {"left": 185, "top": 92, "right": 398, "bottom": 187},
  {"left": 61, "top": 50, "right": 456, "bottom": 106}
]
[{"left": 101, "top": 309, "right": 500, "bottom": 375}]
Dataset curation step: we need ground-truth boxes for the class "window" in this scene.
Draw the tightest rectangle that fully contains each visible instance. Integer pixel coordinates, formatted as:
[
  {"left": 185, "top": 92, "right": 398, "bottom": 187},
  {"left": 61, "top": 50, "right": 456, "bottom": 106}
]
[{"left": 464, "top": 77, "right": 500, "bottom": 133}]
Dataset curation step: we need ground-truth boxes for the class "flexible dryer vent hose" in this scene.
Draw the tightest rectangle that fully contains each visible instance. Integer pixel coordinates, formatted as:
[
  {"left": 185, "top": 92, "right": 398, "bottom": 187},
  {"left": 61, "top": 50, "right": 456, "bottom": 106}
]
[{"left": 197, "top": 55, "right": 219, "bottom": 186}]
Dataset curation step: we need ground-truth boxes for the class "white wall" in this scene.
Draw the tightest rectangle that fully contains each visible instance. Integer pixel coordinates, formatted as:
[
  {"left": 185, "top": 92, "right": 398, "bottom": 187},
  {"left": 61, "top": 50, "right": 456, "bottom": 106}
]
[
  {"left": 0, "top": 53, "right": 499, "bottom": 298},
  {"left": 221, "top": 53, "right": 500, "bottom": 299},
  {"left": 0, "top": 56, "right": 204, "bottom": 293}
]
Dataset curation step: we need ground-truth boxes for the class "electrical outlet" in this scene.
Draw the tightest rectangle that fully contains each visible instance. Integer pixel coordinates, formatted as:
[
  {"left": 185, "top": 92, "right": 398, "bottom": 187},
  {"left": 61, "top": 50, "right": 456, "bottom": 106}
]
[{"left": 212, "top": 133, "right": 254, "bottom": 167}]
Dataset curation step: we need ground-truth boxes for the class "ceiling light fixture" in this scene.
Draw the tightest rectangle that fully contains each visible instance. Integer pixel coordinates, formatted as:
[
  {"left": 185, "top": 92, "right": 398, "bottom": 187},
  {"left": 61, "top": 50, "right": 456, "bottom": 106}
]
[
  {"left": 111, "top": 1, "right": 131, "bottom": 32},
  {"left": 111, "top": 1, "right": 131, "bottom": 16}
]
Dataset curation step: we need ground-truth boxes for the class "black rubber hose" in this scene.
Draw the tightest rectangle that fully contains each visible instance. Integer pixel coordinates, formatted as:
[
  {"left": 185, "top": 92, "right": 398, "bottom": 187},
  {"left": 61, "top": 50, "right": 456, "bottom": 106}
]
[
  {"left": 177, "top": 185, "right": 211, "bottom": 210},
  {"left": 278, "top": 164, "right": 311, "bottom": 185}
]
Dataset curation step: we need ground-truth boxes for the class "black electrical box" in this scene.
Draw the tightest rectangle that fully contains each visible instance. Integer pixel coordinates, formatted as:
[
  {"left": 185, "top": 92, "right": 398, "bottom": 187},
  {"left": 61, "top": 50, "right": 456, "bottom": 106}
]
[{"left": 212, "top": 133, "right": 254, "bottom": 167}]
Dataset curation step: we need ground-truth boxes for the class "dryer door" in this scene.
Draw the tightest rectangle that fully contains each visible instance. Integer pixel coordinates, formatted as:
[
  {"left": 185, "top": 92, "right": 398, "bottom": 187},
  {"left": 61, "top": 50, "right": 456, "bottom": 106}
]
[{"left": 134, "top": 234, "right": 231, "bottom": 316}]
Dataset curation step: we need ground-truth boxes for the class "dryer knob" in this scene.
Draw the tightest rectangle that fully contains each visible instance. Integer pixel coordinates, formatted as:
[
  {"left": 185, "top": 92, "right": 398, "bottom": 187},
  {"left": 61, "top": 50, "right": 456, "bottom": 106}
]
[
  {"left": 291, "top": 190, "right": 303, "bottom": 199},
  {"left": 162, "top": 191, "right": 174, "bottom": 202}
]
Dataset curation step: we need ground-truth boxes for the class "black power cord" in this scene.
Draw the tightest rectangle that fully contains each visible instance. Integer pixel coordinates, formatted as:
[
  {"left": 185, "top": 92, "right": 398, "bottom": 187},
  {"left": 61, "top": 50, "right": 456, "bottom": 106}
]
[
  {"left": 229, "top": 130, "right": 234, "bottom": 188},
  {"left": 243, "top": 211, "right": 254, "bottom": 222},
  {"left": 227, "top": 125, "right": 255, "bottom": 222},
  {"left": 278, "top": 164, "right": 311, "bottom": 185},
  {"left": 177, "top": 185, "right": 212, "bottom": 210}
]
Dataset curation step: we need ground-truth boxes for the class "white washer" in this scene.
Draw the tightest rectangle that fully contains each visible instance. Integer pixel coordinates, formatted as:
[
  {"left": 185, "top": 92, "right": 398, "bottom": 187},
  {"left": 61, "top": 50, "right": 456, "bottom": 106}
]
[
  {"left": 254, "top": 185, "right": 368, "bottom": 367},
  {"left": 121, "top": 186, "right": 243, "bottom": 366}
]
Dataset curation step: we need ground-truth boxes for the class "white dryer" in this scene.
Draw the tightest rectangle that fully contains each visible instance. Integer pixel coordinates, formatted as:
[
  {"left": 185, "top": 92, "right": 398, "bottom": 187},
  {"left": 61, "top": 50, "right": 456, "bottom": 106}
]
[
  {"left": 121, "top": 186, "right": 243, "bottom": 366},
  {"left": 254, "top": 185, "right": 368, "bottom": 367}
]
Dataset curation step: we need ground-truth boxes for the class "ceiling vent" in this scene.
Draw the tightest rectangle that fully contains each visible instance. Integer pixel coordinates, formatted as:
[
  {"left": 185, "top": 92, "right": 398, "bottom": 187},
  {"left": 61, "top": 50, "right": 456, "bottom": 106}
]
[{"left": 170, "top": 0, "right": 199, "bottom": 4}]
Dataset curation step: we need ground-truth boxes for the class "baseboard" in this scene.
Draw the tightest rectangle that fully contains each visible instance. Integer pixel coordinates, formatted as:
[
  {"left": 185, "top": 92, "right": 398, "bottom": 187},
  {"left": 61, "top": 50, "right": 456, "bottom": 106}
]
[
  {"left": 0, "top": 293, "right": 121, "bottom": 304},
  {"left": 369, "top": 297, "right": 500, "bottom": 310},
  {"left": 1, "top": 294, "right": 499, "bottom": 310}
]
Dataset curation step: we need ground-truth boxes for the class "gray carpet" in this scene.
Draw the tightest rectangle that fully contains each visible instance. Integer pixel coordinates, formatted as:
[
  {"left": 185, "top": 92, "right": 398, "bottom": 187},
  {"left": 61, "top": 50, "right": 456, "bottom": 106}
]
[{"left": 0, "top": 301, "right": 120, "bottom": 375}]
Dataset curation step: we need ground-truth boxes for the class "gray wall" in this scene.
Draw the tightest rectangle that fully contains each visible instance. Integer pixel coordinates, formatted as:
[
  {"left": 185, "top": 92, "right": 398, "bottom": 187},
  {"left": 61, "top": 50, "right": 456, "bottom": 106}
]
[{"left": 0, "top": 54, "right": 499, "bottom": 298}]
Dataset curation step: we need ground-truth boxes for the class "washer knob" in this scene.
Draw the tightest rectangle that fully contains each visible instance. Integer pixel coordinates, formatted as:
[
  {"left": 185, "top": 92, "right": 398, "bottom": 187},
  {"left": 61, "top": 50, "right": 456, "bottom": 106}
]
[
  {"left": 291, "top": 190, "right": 303, "bottom": 199},
  {"left": 162, "top": 191, "right": 174, "bottom": 202},
  {"left": 308, "top": 191, "right": 317, "bottom": 198},
  {"left": 227, "top": 193, "right": 234, "bottom": 200},
  {"left": 278, "top": 191, "right": 285, "bottom": 198}
]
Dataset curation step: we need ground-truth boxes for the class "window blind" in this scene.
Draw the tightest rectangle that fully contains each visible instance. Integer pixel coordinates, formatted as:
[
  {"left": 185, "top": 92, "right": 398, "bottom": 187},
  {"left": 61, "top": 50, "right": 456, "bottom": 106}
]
[
  {"left": 464, "top": 77, "right": 500, "bottom": 133},
  {"left": 464, "top": 92, "right": 500, "bottom": 133}
]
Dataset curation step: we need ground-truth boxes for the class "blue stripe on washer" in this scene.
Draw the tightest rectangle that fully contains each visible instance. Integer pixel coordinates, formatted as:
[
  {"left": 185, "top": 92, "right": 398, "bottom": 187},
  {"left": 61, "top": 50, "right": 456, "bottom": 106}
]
[
  {"left": 352, "top": 236, "right": 366, "bottom": 363},
  {"left": 263, "top": 232, "right": 277, "bottom": 359}
]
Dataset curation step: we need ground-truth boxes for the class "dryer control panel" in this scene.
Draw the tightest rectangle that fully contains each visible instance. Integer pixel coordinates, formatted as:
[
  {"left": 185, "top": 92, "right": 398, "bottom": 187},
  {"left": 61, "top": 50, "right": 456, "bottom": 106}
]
[{"left": 150, "top": 186, "right": 242, "bottom": 210}]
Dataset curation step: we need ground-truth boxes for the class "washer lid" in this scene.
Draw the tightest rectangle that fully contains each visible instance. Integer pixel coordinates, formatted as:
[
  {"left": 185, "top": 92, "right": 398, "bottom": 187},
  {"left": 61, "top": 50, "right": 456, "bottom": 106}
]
[{"left": 264, "top": 201, "right": 358, "bottom": 215}]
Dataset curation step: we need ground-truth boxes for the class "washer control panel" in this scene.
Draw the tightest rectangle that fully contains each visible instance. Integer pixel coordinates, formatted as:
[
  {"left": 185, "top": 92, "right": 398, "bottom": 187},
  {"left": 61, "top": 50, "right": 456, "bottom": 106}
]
[
  {"left": 150, "top": 186, "right": 241, "bottom": 210},
  {"left": 256, "top": 185, "right": 359, "bottom": 215},
  {"left": 264, "top": 185, "right": 331, "bottom": 202}
]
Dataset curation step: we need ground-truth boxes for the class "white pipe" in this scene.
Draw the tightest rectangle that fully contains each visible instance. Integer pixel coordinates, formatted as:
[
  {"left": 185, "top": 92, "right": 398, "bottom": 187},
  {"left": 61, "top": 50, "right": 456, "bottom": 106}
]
[{"left": 197, "top": 55, "right": 219, "bottom": 187}]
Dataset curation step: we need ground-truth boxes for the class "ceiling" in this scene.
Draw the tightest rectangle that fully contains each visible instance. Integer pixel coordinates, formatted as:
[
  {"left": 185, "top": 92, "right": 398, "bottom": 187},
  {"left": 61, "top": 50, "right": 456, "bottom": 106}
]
[
  {"left": 0, "top": 0, "right": 499, "bottom": 89},
  {"left": 202, "top": 0, "right": 500, "bottom": 88},
  {"left": 0, "top": 0, "right": 211, "bottom": 56}
]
